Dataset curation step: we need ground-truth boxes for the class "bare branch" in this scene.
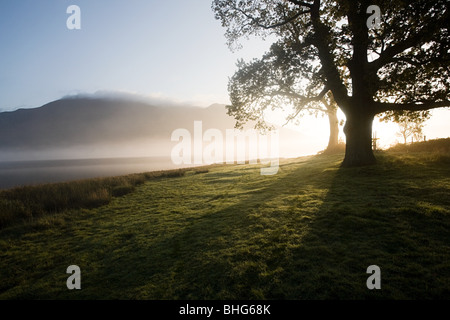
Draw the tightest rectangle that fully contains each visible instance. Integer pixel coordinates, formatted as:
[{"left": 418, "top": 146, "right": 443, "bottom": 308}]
[
  {"left": 232, "top": 5, "right": 310, "bottom": 30},
  {"left": 258, "top": 10, "right": 311, "bottom": 30}
]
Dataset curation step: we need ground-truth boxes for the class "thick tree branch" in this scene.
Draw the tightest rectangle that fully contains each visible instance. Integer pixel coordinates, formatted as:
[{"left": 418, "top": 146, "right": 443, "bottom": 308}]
[
  {"left": 286, "top": 0, "right": 313, "bottom": 8},
  {"left": 308, "top": 1, "right": 349, "bottom": 109},
  {"left": 374, "top": 100, "right": 450, "bottom": 114}
]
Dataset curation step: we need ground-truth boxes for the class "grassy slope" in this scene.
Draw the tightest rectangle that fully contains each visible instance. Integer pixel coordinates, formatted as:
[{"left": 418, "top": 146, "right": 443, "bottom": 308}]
[{"left": 1, "top": 144, "right": 450, "bottom": 299}]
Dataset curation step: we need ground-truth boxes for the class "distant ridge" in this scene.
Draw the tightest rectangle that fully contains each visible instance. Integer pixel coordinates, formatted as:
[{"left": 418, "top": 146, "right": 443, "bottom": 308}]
[
  {"left": 0, "top": 96, "right": 309, "bottom": 161},
  {"left": 0, "top": 98, "right": 224, "bottom": 148}
]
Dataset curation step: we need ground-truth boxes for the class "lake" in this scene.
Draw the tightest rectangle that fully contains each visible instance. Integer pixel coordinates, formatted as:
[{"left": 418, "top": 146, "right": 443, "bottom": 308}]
[{"left": 0, "top": 157, "right": 188, "bottom": 190}]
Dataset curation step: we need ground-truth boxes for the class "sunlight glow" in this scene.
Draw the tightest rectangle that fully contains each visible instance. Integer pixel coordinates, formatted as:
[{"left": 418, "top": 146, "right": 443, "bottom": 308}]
[{"left": 265, "top": 106, "right": 450, "bottom": 157}]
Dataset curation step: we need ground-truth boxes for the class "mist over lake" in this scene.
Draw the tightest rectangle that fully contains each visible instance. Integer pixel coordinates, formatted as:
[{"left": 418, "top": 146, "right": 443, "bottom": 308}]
[{"left": 0, "top": 157, "right": 187, "bottom": 190}]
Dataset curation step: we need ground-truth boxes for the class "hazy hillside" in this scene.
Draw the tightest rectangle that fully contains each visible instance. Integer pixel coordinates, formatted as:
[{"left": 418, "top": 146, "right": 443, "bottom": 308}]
[
  {"left": 0, "top": 96, "right": 310, "bottom": 161},
  {"left": 0, "top": 98, "right": 228, "bottom": 149}
]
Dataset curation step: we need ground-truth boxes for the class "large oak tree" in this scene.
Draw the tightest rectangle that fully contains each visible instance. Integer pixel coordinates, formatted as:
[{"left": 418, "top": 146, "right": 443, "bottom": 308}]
[{"left": 213, "top": 0, "right": 449, "bottom": 167}]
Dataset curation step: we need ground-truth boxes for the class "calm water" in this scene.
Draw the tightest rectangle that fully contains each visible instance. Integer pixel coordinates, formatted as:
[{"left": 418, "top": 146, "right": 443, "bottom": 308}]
[{"left": 0, "top": 157, "right": 187, "bottom": 189}]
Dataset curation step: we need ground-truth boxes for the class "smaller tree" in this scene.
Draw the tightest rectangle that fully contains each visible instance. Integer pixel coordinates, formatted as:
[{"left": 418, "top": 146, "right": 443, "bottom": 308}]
[
  {"left": 380, "top": 110, "right": 431, "bottom": 145},
  {"left": 227, "top": 42, "right": 341, "bottom": 152}
]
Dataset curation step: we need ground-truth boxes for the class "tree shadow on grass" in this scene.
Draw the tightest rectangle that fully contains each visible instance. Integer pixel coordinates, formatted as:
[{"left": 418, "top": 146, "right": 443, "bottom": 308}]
[
  {"left": 270, "top": 153, "right": 450, "bottom": 300},
  {"left": 60, "top": 153, "right": 450, "bottom": 300}
]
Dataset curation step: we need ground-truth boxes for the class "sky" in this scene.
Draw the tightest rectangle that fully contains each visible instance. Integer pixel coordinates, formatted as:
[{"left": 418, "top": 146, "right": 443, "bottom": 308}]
[
  {"left": 0, "top": 0, "right": 272, "bottom": 111},
  {"left": 0, "top": 0, "right": 448, "bottom": 154}
]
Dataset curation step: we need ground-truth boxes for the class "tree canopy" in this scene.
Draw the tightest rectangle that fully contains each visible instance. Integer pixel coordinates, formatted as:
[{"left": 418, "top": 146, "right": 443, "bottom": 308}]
[
  {"left": 213, "top": 0, "right": 449, "bottom": 166},
  {"left": 227, "top": 41, "right": 341, "bottom": 151}
]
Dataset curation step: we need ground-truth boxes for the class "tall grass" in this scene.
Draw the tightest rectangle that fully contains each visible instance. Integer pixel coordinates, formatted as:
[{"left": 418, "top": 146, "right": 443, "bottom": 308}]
[{"left": 0, "top": 167, "right": 206, "bottom": 229}]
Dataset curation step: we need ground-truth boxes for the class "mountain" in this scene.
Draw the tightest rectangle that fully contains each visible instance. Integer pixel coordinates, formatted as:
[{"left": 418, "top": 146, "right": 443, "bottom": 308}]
[{"left": 0, "top": 96, "right": 311, "bottom": 161}]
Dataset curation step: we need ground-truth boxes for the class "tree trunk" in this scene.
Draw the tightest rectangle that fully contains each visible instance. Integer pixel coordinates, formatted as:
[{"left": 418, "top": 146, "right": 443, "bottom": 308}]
[
  {"left": 342, "top": 111, "right": 376, "bottom": 167},
  {"left": 326, "top": 107, "right": 339, "bottom": 151}
]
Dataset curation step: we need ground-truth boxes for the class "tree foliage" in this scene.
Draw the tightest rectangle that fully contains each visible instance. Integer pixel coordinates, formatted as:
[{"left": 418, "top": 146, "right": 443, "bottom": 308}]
[
  {"left": 227, "top": 41, "right": 335, "bottom": 130},
  {"left": 227, "top": 40, "right": 341, "bottom": 150},
  {"left": 214, "top": 0, "right": 449, "bottom": 112},
  {"left": 213, "top": 0, "right": 449, "bottom": 166}
]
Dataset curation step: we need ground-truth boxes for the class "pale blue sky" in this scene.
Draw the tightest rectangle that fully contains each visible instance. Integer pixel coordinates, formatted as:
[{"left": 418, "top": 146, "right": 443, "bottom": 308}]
[{"left": 0, "top": 0, "right": 271, "bottom": 111}]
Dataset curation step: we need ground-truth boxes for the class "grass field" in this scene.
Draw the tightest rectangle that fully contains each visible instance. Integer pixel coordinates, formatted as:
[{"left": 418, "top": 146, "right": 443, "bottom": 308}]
[{"left": 1, "top": 139, "right": 450, "bottom": 299}]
